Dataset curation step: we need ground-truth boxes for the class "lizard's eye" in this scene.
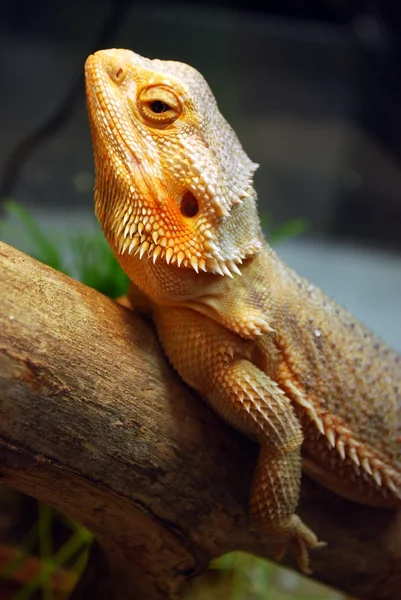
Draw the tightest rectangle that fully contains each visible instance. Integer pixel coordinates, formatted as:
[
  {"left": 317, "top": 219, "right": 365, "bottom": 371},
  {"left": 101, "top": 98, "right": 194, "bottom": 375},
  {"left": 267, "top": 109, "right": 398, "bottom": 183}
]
[
  {"left": 138, "top": 86, "right": 181, "bottom": 126},
  {"left": 149, "top": 100, "right": 170, "bottom": 113}
]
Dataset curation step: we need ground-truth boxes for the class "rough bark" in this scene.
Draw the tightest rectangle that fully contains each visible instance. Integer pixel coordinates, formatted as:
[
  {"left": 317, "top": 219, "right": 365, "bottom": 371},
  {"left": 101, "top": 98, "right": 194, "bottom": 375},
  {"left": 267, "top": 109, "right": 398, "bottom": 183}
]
[{"left": 0, "top": 241, "right": 400, "bottom": 600}]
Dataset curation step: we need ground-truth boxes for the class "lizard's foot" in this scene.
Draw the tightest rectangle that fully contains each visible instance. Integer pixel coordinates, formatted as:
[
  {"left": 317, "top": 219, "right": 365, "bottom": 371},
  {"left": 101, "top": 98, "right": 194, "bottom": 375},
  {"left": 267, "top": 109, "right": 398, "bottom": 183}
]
[
  {"left": 284, "top": 515, "right": 326, "bottom": 575},
  {"left": 253, "top": 514, "right": 325, "bottom": 575},
  {"left": 250, "top": 445, "right": 326, "bottom": 574}
]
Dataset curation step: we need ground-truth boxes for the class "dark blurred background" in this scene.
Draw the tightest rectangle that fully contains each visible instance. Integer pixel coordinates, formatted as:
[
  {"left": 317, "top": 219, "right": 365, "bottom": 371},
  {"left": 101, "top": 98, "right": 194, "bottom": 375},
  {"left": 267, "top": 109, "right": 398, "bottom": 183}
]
[
  {"left": 1, "top": 0, "right": 401, "bottom": 245},
  {"left": 0, "top": 0, "right": 400, "bottom": 347}
]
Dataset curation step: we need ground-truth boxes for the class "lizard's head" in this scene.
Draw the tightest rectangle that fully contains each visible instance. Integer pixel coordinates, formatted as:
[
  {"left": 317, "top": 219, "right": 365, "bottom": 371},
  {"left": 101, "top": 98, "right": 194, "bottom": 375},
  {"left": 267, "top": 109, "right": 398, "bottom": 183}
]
[{"left": 85, "top": 48, "right": 262, "bottom": 276}]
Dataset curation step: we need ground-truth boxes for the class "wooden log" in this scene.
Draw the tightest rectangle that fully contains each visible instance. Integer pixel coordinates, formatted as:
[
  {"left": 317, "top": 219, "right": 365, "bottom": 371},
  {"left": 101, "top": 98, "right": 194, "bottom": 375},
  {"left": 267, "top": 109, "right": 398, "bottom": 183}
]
[{"left": 0, "top": 241, "right": 400, "bottom": 600}]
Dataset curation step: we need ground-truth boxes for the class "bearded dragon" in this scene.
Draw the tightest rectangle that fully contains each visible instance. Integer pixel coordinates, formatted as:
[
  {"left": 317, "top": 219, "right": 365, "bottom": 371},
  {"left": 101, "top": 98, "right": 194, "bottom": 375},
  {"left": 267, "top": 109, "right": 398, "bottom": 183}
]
[{"left": 84, "top": 48, "right": 401, "bottom": 574}]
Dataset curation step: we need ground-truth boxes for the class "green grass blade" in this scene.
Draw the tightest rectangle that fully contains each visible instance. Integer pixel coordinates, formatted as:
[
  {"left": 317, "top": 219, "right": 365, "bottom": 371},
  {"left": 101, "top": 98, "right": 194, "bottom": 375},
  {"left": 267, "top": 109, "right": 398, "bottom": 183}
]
[
  {"left": 0, "top": 524, "right": 38, "bottom": 582},
  {"left": 12, "top": 526, "right": 92, "bottom": 600},
  {"left": 37, "top": 503, "right": 53, "bottom": 600}
]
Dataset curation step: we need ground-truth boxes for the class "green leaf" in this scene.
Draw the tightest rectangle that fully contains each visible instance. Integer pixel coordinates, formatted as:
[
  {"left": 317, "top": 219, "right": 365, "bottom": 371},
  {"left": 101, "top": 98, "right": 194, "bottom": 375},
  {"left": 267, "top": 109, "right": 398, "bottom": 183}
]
[
  {"left": 0, "top": 201, "right": 129, "bottom": 297},
  {"left": 269, "top": 218, "right": 308, "bottom": 244},
  {"left": 69, "top": 229, "right": 129, "bottom": 297},
  {"left": 259, "top": 212, "right": 308, "bottom": 245},
  {"left": 1, "top": 200, "right": 66, "bottom": 272}
]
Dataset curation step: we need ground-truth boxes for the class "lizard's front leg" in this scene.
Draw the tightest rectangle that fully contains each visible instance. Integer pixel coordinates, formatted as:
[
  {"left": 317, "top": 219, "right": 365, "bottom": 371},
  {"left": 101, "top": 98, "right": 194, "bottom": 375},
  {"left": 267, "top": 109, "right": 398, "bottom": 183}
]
[{"left": 153, "top": 305, "right": 323, "bottom": 573}]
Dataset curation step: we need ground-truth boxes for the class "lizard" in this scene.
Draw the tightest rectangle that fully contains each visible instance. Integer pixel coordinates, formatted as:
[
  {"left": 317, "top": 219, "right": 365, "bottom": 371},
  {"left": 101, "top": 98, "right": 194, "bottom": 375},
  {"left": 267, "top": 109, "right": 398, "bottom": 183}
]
[{"left": 84, "top": 48, "right": 401, "bottom": 574}]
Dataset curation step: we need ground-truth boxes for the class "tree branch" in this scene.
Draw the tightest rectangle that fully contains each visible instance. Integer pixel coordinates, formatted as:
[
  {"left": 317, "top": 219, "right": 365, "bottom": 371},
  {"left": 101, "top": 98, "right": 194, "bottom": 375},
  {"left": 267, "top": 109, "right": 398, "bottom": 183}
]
[{"left": 0, "top": 241, "right": 400, "bottom": 600}]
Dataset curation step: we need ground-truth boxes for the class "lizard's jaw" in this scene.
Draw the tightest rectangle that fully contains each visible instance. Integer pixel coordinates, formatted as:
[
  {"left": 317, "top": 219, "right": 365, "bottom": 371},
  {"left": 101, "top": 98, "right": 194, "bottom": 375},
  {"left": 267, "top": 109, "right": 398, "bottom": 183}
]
[
  {"left": 85, "top": 49, "right": 263, "bottom": 277},
  {"left": 99, "top": 183, "right": 258, "bottom": 277}
]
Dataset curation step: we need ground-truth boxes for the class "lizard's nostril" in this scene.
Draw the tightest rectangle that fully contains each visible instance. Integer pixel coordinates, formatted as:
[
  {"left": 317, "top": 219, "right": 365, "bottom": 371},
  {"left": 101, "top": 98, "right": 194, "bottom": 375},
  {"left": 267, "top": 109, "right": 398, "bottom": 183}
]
[
  {"left": 180, "top": 192, "right": 199, "bottom": 217},
  {"left": 110, "top": 66, "right": 126, "bottom": 84}
]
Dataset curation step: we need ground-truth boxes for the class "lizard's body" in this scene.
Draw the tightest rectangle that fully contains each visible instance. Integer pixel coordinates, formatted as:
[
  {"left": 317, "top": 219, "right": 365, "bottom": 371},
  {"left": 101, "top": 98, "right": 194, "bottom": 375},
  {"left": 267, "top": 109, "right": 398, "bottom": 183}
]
[{"left": 85, "top": 48, "right": 401, "bottom": 572}]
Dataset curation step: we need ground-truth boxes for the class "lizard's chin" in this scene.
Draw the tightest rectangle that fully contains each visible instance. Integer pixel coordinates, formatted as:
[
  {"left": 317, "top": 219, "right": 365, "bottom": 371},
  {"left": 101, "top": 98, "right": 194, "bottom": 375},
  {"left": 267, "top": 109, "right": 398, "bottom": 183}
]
[
  {"left": 112, "top": 229, "right": 262, "bottom": 277},
  {"left": 96, "top": 190, "right": 263, "bottom": 277}
]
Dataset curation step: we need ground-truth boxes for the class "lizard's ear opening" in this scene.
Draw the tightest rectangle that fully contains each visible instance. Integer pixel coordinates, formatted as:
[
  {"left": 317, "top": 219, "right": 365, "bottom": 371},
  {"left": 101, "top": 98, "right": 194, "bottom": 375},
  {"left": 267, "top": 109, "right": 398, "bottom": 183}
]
[{"left": 180, "top": 191, "right": 199, "bottom": 217}]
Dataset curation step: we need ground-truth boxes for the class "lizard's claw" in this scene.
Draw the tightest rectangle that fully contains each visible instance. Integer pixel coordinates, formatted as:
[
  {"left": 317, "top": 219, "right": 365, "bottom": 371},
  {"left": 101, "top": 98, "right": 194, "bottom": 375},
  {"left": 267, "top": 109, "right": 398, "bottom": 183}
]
[
  {"left": 287, "top": 515, "right": 326, "bottom": 574},
  {"left": 259, "top": 515, "right": 326, "bottom": 575}
]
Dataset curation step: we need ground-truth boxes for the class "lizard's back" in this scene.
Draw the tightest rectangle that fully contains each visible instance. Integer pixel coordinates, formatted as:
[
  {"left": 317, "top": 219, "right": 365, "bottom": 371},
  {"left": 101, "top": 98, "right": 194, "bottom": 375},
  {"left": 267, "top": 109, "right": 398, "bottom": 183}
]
[{"left": 251, "top": 246, "right": 401, "bottom": 506}]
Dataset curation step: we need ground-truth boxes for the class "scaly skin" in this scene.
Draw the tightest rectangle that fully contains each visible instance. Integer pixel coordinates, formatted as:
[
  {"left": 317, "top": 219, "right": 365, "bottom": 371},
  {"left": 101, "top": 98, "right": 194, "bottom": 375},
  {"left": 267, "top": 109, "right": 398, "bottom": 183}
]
[{"left": 85, "top": 48, "right": 401, "bottom": 573}]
